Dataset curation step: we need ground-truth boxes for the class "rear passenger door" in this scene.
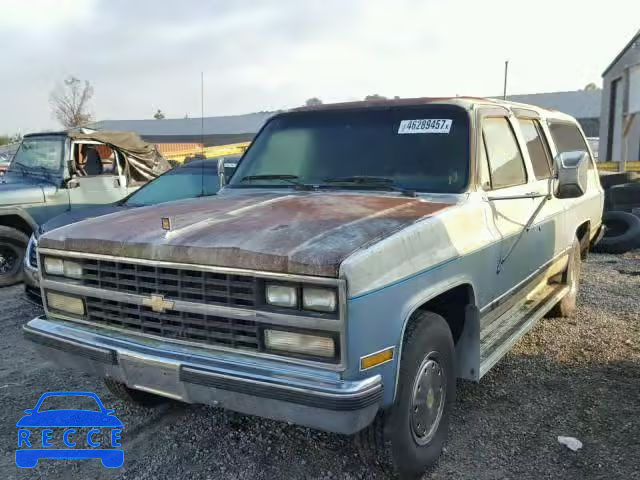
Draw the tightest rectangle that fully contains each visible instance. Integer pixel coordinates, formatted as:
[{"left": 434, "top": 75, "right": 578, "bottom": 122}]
[
  {"left": 478, "top": 114, "right": 538, "bottom": 300},
  {"left": 513, "top": 115, "right": 566, "bottom": 271}
]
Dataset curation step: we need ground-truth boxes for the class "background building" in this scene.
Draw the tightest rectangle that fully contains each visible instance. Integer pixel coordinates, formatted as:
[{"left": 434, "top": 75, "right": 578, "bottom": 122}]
[
  {"left": 503, "top": 90, "right": 602, "bottom": 138},
  {"left": 92, "top": 111, "right": 275, "bottom": 146},
  {"left": 599, "top": 29, "right": 640, "bottom": 162}
]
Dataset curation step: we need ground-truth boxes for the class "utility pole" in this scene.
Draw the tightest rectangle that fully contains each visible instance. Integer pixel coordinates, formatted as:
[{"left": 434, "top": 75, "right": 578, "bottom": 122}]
[
  {"left": 201, "top": 71, "right": 205, "bottom": 155},
  {"left": 503, "top": 60, "right": 509, "bottom": 100}
]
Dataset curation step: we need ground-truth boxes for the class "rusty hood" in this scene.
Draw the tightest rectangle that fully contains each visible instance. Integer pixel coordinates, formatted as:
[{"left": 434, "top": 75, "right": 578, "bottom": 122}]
[{"left": 39, "top": 191, "right": 452, "bottom": 277}]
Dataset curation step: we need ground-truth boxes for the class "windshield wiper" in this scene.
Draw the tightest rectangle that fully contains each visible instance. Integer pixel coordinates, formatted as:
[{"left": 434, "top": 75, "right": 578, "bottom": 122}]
[
  {"left": 9, "top": 161, "right": 55, "bottom": 182},
  {"left": 29, "top": 165, "right": 56, "bottom": 183},
  {"left": 322, "top": 176, "right": 416, "bottom": 197},
  {"left": 240, "top": 174, "right": 314, "bottom": 190},
  {"left": 9, "top": 161, "right": 29, "bottom": 176}
]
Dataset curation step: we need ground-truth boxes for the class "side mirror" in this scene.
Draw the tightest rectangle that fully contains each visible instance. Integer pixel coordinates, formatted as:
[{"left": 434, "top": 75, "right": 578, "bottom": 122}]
[
  {"left": 554, "top": 150, "right": 589, "bottom": 199},
  {"left": 66, "top": 178, "right": 80, "bottom": 189}
]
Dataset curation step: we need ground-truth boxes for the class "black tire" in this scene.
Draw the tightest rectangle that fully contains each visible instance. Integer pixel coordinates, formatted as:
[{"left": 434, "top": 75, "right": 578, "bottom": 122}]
[
  {"left": 592, "top": 211, "right": 640, "bottom": 254},
  {"left": 608, "top": 182, "right": 640, "bottom": 210},
  {"left": 0, "top": 226, "right": 29, "bottom": 287},
  {"left": 598, "top": 171, "right": 640, "bottom": 190},
  {"left": 104, "top": 378, "right": 168, "bottom": 407},
  {"left": 355, "top": 311, "right": 455, "bottom": 479},
  {"left": 548, "top": 237, "right": 581, "bottom": 318}
]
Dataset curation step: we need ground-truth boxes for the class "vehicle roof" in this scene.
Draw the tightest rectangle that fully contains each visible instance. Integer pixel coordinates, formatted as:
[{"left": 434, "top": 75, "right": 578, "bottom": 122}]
[
  {"left": 292, "top": 96, "right": 578, "bottom": 123},
  {"left": 23, "top": 131, "right": 68, "bottom": 138}
]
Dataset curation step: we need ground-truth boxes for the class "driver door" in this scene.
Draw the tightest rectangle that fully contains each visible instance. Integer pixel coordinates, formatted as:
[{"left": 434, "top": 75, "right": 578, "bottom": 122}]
[
  {"left": 478, "top": 114, "right": 539, "bottom": 302},
  {"left": 68, "top": 143, "right": 128, "bottom": 209}
]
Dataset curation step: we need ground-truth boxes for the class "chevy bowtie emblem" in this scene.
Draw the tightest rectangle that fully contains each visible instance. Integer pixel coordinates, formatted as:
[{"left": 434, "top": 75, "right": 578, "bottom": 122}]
[
  {"left": 161, "top": 217, "right": 171, "bottom": 231},
  {"left": 143, "top": 294, "right": 175, "bottom": 313}
]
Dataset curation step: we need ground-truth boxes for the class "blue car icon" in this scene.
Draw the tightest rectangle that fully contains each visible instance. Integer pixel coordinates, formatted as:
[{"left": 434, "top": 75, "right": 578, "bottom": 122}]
[{"left": 16, "top": 391, "right": 123, "bottom": 468}]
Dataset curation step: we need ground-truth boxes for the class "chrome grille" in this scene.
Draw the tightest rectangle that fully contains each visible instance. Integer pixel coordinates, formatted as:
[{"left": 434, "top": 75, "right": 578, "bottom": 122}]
[
  {"left": 85, "top": 297, "right": 261, "bottom": 351},
  {"left": 82, "top": 259, "right": 257, "bottom": 307}
]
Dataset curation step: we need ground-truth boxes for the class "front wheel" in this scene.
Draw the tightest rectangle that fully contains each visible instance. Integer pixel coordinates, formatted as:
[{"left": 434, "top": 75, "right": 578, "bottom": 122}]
[
  {"left": 0, "top": 226, "right": 29, "bottom": 287},
  {"left": 355, "top": 311, "right": 456, "bottom": 479}
]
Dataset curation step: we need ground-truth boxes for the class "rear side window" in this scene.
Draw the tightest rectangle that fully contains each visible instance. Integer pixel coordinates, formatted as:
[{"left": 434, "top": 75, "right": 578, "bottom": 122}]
[
  {"left": 482, "top": 118, "right": 527, "bottom": 189},
  {"left": 548, "top": 122, "right": 593, "bottom": 169},
  {"left": 518, "top": 118, "right": 552, "bottom": 179}
]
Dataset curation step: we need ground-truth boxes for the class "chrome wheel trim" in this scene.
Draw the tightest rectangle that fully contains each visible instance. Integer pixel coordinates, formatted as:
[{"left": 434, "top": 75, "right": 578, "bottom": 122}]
[{"left": 410, "top": 352, "right": 446, "bottom": 446}]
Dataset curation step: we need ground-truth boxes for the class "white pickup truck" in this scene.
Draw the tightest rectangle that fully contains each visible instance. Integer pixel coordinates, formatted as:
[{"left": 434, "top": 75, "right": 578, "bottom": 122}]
[{"left": 25, "top": 97, "right": 603, "bottom": 479}]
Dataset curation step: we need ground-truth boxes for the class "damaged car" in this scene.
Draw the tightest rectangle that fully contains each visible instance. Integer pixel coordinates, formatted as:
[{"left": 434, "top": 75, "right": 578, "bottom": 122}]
[
  {"left": 24, "top": 97, "right": 603, "bottom": 478},
  {"left": 0, "top": 130, "right": 170, "bottom": 286}
]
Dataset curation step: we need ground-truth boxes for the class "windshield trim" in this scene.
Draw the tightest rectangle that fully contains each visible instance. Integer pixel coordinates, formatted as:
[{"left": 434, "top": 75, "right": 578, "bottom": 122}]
[{"left": 227, "top": 104, "right": 472, "bottom": 194}]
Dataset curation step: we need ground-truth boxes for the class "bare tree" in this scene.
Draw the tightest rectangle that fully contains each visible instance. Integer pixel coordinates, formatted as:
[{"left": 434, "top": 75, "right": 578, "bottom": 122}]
[
  {"left": 49, "top": 76, "right": 94, "bottom": 128},
  {"left": 305, "top": 97, "right": 323, "bottom": 106},
  {"left": 154, "top": 109, "right": 165, "bottom": 120}
]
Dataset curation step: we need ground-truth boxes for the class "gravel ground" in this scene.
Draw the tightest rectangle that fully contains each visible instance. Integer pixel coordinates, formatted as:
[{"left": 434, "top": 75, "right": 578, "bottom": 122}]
[{"left": 1, "top": 252, "right": 638, "bottom": 479}]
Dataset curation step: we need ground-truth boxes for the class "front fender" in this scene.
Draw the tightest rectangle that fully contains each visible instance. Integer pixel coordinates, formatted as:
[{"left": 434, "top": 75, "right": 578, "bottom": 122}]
[{"left": 0, "top": 207, "right": 38, "bottom": 231}]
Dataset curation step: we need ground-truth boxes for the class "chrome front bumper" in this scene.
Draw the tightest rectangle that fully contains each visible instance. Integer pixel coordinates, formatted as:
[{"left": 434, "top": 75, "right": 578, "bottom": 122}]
[{"left": 24, "top": 316, "right": 382, "bottom": 435}]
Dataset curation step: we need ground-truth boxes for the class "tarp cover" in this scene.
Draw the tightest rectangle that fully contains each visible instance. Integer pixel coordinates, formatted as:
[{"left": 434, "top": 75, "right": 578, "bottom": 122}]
[{"left": 69, "top": 130, "right": 171, "bottom": 181}]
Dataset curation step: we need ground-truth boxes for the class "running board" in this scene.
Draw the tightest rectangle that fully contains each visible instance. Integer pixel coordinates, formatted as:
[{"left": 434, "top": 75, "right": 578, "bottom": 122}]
[{"left": 479, "top": 283, "right": 569, "bottom": 378}]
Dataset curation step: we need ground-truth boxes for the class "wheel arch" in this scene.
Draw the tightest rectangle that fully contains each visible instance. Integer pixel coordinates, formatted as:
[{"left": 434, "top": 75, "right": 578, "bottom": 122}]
[
  {"left": 575, "top": 220, "right": 591, "bottom": 259},
  {"left": 394, "top": 281, "right": 479, "bottom": 399},
  {"left": 0, "top": 208, "right": 37, "bottom": 237}
]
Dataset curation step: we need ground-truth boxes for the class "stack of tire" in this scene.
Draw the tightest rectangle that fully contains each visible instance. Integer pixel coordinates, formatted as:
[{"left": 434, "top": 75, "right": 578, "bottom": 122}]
[{"left": 594, "top": 172, "right": 640, "bottom": 254}]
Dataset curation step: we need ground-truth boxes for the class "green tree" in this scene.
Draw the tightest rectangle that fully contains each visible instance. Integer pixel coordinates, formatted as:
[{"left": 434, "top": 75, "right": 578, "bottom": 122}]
[
  {"left": 305, "top": 97, "right": 323, "bottom": 107},
  {"left": 154, "top": 109, "right": 165, "bottom": 120},
  {"left": 0, "top": 133, "right": 21, "bottom": 146}
]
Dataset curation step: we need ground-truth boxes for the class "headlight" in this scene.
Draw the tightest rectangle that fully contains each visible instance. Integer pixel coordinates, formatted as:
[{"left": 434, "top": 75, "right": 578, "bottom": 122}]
[
  {"left": 302, "top": 287, "right": 337, "bottom": 312},
  {"left": 63, "top": 260, "right": 83, "bottom": 279},
  {"left": 264, "top": 329, "right": 335, "bottom": 358},
  {"left": 46, "top": 292, "right": 85, "bottom": 316},
  {"left": 43, "top": 257, "right": 83, "bottom": 279},
  {"left": 25, "top": 235, "right": 36, "bottom": 268},
  {"left": 266, "top": 284, "right": 297, "bottom": 308},
  {"left": 44, "top": 257, "right": 64, "bottom": 276}
]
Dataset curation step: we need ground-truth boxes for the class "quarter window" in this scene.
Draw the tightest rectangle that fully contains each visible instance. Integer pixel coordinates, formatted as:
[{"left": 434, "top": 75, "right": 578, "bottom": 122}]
[
  {"left": 482, "top": 117, "right": 527, "bottom": 189},
  {"left": 518, "top": 118, "right": 552, "bottom": 179}
]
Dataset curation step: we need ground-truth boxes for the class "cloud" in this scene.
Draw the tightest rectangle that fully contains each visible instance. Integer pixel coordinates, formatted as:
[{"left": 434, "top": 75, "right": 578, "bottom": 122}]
[
  {"left": 1, "top": 0, "right": 639, "bottom": 134},
  {"left": 0, "top": 0, "right": 96, "bottom": 29}
]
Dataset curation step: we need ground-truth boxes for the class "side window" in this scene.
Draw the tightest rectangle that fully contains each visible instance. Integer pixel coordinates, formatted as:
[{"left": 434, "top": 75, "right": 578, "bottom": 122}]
[
  {"left": 74, "top": 143, "right": 116, "bottom": 177},
  {"left": 482, "top": 117, "right": 527, "bottom": 189},
  {"left": 548, "top": 122, "right": 594, "bottom": 169},
  {"left": 517, "top": 118, "right": 552, "bottom": 180}
]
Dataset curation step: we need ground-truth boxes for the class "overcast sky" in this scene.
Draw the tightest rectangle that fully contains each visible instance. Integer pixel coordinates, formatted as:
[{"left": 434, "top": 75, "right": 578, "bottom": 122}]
[{"left": 1, "top": 0, "right": 639, "bottom": 134}]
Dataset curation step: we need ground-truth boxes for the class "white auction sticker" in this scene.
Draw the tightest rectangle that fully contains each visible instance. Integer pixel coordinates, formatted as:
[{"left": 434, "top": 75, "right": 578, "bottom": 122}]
[{"left": 398, "top": 119, "right": 452, "bottom": 134}]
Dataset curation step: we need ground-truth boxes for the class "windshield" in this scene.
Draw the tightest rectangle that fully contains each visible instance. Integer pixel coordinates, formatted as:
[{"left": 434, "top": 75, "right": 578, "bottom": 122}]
[
  {"left": 125, "top": 163, "right": 220, "bottom": 206},
  {"left": 10, "top": 136, "right": 64, "bottom": 174},
  {"left": 229, "top": 105, "right": 470, "bottom": 193}
]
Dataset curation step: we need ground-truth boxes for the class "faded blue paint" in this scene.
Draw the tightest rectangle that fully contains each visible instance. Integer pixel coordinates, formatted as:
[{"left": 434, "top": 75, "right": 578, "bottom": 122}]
[{"left": 341, "top": 219, "right": 559, "bottom": 406}]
